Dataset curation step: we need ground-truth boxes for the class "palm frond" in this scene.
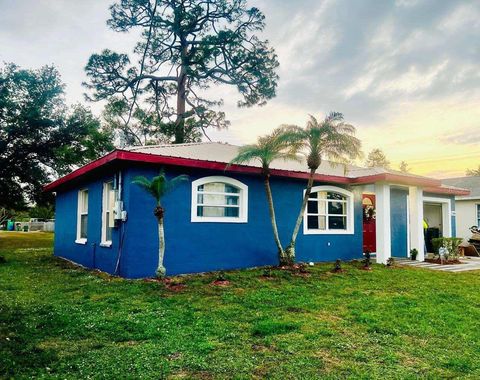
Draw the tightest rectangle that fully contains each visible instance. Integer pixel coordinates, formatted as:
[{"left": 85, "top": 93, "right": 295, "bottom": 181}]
[{"left": 132, "top": 169, "right": 189, "bottom": 204}]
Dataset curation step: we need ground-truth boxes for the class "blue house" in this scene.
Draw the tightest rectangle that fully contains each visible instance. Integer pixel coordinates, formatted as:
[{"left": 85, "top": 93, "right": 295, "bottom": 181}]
[{"left": 45, "top": 142, "right": 468, "bottom": 278}]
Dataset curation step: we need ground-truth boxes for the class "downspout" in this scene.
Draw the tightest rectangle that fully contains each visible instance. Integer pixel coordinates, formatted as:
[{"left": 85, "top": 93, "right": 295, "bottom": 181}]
[{"left": 115, "top": 170, "right": 125, "bottom": 276}]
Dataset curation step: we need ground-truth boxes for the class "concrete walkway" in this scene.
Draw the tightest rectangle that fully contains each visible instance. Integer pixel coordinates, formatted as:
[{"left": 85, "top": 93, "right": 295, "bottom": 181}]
[{"left": 395, "top": 257, "right": 480, "bottom": 272}]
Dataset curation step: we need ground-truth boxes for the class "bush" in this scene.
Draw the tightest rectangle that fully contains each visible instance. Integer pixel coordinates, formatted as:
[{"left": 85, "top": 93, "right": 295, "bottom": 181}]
[{"left": 431, "top": 237, "right": 463, "bottom": 259}]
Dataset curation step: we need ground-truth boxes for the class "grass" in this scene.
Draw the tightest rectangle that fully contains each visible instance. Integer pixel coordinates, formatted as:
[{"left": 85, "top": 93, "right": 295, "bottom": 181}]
[{"left": 2, "top": 232, "right": 480, "bottom": 379}]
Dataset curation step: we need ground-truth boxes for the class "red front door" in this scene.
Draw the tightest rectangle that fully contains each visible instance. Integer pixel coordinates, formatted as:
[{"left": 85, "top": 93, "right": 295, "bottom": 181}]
[{"left": 362, "top": 194, "right": 376, "bottom": 253}]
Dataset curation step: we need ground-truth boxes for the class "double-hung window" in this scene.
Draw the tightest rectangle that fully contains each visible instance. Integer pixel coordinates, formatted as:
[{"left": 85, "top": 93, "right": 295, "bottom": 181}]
[
  {"left": 76, "top": 189, "right": 88, "bottom": 244},
  {"left": 191, "top": 176, "right": 248, "bottom": 223},
  {"left": 101, "top": 181, "right": 115, "bottom": 246},
  {"left": 303, "top": 186, "right": 354, "bottom": 234}
]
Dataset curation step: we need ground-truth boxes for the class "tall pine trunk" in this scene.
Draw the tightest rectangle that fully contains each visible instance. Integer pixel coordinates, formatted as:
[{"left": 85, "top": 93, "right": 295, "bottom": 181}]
[
  {"left": 156, "top": 216, "right": 166, "bottom": 277},
  {"left": 263, "top": 176, "right": 288, "bottom": 265},
  {"left": 174, "top": 49, "right": 187, "bottom": 144},
  {"left": 285, "top": 168, "right": 316, "bottom": 261}
]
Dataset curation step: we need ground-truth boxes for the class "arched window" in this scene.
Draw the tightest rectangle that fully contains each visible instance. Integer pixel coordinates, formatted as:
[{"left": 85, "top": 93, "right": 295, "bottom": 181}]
[
  {"left": 303, "top": 186, "right": 354, "bottom": 234},
  {"left": 191, "top": 176, "right": 248, "bottom": 223}
]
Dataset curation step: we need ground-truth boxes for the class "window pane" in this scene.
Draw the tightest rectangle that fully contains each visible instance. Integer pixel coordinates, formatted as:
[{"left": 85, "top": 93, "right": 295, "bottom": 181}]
[
  {"left": 106, "top": 212, "right": 113, "bottom": 241},
  {"left": 80, "top": 190, "right": 88, "bottom": 213},
  {"left": 197, "top": 206, "right": 239, "bottom": 217},
  {"left": 307, "top": 200, "right": 318, "bottom": 214},
  {"left": 328, "top": 216, "right": 346, "bottom": 230},
  {"left": 198, "top": 182, "right": 239, "bottom": 194},
  {"left": 198, "top": 193, "right": 239, "bottom": 206},
  {"left": 328, "top": 201, "right": 346, "bottom": 215},
  {"left": 327, "top": 192, "right": 346, "bottom": 201},
  {"left": 307, "top": 199, "right": 326, "bottom": 214},
  {"left": 307, "top": 215, "right": 326, "bottom": 230},
  {"left": 80, "top": 215, "right": 88, "bottom": 238}
]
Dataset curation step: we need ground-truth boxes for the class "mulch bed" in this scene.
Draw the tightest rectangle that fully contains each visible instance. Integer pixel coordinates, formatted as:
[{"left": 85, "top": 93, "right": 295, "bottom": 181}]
[
  {"left": 211, "top": 280, "right": 230, "bottom": 286},
  {"left": 425, "top": 258, "right": 463, "bottom": 265}
]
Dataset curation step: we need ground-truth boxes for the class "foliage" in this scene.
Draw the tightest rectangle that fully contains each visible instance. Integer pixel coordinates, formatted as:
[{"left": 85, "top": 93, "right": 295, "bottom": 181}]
[
  {"left": 84, "top": 0, "right": 279, "bottom": 144},
  {"left": 365, "top": 148, "right": 390, "bottom": 168},
  {"left": 431, "top": 237, "right": 463, "bottom": 259},
  {"left": 399, "top": 161, "right": 409, "bottom": 173},
  {"left": 333, "top": 259, "right": 342, "bottom": 272},
  {"left": 410, "top": 248, "right": 418, "bottom": 260},
  {"left": 386, "top": 257, "right": 395, "bottom": 267},
  {"left": 229, "top": 127, "right": 298, "bottom": 264},
  {"left": 230, "top": 126, "right": 299, "bottom": 175},
  {"left": 363, "top": 251, "right": 372, "bottom": 269},
  {"left": 466, "top": 165, "right": 480, "bottom": 176},
  {"left": 278, "top": 112, "right": 362, "bottom": 261},
  {"left": 0, "top": 63, "right": 113, "bottom": 209},
  {"left": 3, "top": 233, "right": 480, "bottom": 378},
  {"left": 132, "top": 169, "right": 189, "bottom": 206},
  {"left": 29, "top": 206, "right": 55, "bottom": 220},
  {"left": 280, "top": 113, "right": 362, "bottom": 171}
]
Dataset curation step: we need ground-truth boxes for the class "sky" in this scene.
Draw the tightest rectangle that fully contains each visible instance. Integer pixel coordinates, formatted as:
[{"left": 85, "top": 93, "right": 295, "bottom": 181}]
[{"left": 1, "top": 0, "right": 479, "bottom": 178}]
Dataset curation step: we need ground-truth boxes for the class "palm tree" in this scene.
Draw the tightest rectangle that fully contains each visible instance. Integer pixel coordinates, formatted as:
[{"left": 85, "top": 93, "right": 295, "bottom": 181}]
[
  {"left": 132, "top": 169, "right": 188, "bottom": 277},
  {"left": 281, "top": 113, "right": 362, "bottom": 261},
  {"left": 230, "top": 127, "right": 299, "bottom": 266}
]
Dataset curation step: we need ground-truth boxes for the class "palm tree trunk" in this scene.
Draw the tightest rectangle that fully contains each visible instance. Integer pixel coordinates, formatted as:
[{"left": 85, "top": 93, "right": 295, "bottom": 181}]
[
  {"left": 263, "top": 176, "right": 287, "bottom": 265},
  {"left": 156, "top": 216, "right": 166, "bottom": 277},
  {"left": 285, "top": 168, "right": 316, "bottom": 261}
]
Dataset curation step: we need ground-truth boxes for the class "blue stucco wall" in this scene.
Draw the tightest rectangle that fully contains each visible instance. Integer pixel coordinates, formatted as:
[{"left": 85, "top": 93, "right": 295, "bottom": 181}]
[
  {"left": 119, "top": 165, "right": 364, "bottom": 278},
  {"left": 54, "top": 173, "right": 120, "bottom": 275},
  {"left": 390, "top": 188, "right": 408, "bottom": 257}
]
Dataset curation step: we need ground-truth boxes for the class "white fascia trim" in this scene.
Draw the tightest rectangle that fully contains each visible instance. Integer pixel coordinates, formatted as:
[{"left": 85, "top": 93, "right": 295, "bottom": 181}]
[
  {"left": 100, "top": 241, "right": 112, "bottom": 248},
  {"left": 75, "top": 238, "right": 87, "bottom": 245},
  {"left": 303, "top": 185, "right": 355, "bottom": 235},
  {"left": 191, "top": 176, "right": 248, "bottom": 223}
]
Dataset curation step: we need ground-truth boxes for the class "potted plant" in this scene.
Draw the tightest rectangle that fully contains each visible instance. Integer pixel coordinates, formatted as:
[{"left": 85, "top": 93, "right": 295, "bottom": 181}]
[{"left": 410, "top": 248, "right": 418, "bottom": 261}]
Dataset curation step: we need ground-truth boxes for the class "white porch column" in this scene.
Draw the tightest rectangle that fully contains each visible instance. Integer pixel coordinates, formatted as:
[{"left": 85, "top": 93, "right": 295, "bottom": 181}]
[
  {"left": 375, "top": 182, "right": 391, "bottom": 264},
  {"left": 409, "top": 186, "right": 425, "bottom": 261}
]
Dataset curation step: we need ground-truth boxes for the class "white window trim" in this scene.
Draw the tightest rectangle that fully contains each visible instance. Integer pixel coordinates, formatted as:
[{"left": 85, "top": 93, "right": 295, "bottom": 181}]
[
  {"left": 101, "top": 181, "right": 114, "bottom": 247},
  {"left": 303, "top": 185, "right": 354, "bottom": 235},
  {"left": 191, "top": 176, "right": 248, "bottom": 223},
  {"left": 76, "top": 188, "right": 88, "bottom": 244}
]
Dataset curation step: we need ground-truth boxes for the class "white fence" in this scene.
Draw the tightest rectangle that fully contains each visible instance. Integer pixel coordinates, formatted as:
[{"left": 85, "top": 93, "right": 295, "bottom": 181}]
[{"left": 15, "top": 221, "right": 55, "bottom": 232}]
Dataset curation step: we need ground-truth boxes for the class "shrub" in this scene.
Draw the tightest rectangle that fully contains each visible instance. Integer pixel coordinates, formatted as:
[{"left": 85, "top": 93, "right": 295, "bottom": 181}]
[
  {"left": 363, "top": 251, "right": 372, "bottom": 269},
  {"left": 386, "top": 257, "right": 395, "bottom": 267},
  {"left": 431, "top": 238, "right": 463, "bottom": 259},
  {"left": 333, "top": 259, "right": 342, "bottom": 272}
]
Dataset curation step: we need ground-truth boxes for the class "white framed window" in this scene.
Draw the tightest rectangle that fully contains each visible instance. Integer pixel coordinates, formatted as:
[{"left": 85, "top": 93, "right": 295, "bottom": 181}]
[
  {"left": 101, "top": 181, "right": 115, "bottom": 247},
  {"left": 191, "top": 176, "right": 248, "bottom": 223},
  {"left": 303, "top": 186, "right": 354, "bottom": 235},
  {"left": 76, "top": 189, "right": 88, "bottom": 244}
]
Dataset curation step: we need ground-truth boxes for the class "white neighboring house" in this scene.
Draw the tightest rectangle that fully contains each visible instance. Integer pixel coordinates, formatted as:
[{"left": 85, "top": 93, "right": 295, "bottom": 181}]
[{"left": 443, "top": 176, "right": 480, "bottom": 240}]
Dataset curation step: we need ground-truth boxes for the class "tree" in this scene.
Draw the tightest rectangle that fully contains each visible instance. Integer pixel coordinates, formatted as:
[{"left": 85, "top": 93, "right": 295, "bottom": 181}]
[
  {"left": 230, "top": 127, "right": 298, "bottom": 266},
  {"left": 466, "top": 165, "right": 480, "bottom": 176},
  {"left": 281, "top": 113, "right": 362, "bottom": 262},
  {"left": 365, "top": 148, "right": 390, "bottom": 168},
  {"left": 0, "top": 63, "right": 114, "bottom": 209},
  {"left": 132, "top": 169, "right": 188, "bottom": 277},
  {"left": 84, "top": 0, "right": 279, "bottom": 145},
  {"left": 399, "top": 161, "right": 409, "bottom": 173}
]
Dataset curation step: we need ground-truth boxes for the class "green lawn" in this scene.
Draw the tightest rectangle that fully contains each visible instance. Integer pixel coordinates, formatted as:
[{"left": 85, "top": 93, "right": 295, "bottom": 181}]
[{"left": 2, "top": 232, "right": 480, "bottom": 379}]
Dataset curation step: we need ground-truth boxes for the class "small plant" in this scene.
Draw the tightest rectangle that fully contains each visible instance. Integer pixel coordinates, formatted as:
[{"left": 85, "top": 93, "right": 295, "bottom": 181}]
[
  {"left": 262, "top": 268, "right": 273, "bottom": 278},
  {"left": 363, "top": 250, "right": 372, "bottom": 270},
  {"left": 216, "top": 271, "right": 227, "bottom": 282},
  {"left": 386, "top": 257, "right": 395, "bottom": 267},
  {"left": 410, "top": 248, "right": 418, "bottom": 261},
  {"left": 332, "top": 259, "right": 342, "bottom": 273}
]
